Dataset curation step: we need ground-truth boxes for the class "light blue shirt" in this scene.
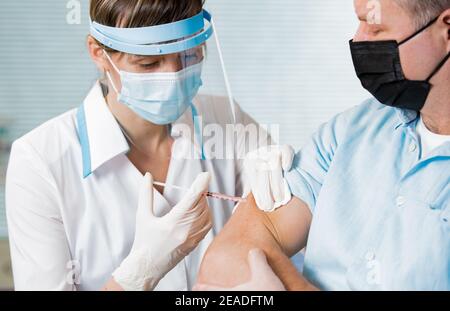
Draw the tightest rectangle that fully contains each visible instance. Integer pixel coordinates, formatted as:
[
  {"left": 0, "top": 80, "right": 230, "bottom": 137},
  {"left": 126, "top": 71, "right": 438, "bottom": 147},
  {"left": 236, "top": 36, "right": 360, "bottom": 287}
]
[{"left": 286, "top": 98, "right": 450, "bottom": 291}]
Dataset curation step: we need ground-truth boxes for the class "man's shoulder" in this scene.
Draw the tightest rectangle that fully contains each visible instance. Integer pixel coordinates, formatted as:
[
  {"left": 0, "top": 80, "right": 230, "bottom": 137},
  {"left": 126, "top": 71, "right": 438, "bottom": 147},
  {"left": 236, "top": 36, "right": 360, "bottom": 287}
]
[{"left": 333, "top": 97, "right": 401, "bottom": 132}]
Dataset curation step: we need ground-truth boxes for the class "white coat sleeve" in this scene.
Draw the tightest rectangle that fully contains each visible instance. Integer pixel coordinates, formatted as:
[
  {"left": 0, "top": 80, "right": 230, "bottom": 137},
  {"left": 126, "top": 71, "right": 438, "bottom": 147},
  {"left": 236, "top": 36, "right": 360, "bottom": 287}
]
[{"left": 5, "top": 139, "right": 74, "bottom": 291}]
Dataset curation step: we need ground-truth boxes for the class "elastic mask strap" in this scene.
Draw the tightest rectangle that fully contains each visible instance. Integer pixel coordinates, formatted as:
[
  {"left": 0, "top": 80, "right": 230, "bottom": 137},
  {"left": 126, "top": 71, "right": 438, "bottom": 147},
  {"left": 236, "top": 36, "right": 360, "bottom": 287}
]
[
  {"left": 105, "top": 71, "right": 119, "bottom": 94},
  {"left": 426, "top": 52, "right": 450, "bottom": 82},
  {"left": 190, "top": 104, "right": 205, "bottom": 160},
  {"left": 103, "top": 50, "right": 121, "bottom": 73},
  {"left": 103, "top": 50, "right": 120, "bottom": 94},
  {"left": 399, "top": 16, "right": 439, "bottom": 45}
]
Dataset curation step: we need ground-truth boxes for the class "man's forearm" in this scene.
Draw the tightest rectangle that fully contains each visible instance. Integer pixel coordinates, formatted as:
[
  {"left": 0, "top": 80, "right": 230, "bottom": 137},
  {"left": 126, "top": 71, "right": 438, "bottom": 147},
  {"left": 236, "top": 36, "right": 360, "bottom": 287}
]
[
  {"left": 197, "top": 195, "right": 317, "bottom": 291},
  {"left": 261, "top": 246, "right": 317, "bottom": 291}
]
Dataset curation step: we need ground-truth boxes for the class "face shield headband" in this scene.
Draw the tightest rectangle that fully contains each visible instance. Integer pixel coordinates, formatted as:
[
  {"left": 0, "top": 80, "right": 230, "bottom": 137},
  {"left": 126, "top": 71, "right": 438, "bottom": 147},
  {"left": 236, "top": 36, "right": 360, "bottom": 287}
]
[{"left": 90, "top": 10, "right": 213, "bottom": 56}]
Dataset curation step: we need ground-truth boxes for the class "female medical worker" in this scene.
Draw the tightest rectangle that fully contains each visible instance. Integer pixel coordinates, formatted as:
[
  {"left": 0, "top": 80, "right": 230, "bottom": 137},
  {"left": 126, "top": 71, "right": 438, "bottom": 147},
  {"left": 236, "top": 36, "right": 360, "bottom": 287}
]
[{"left": 5, "top": 0, "right": 270, "bottom": 291}]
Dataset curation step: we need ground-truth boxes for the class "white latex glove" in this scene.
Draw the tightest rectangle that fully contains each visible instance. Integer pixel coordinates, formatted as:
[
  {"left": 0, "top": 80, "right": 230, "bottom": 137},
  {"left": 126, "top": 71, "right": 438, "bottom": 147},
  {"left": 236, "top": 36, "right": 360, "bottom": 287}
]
[
  {"left": 113, "top": 172, "right": 212, "bottom": 291},
  {"left": 244, "top": 145, "right": 295, "bottom": 212},
  {"left": 194, "top": 249, "right": 286, "bottom": 291}
]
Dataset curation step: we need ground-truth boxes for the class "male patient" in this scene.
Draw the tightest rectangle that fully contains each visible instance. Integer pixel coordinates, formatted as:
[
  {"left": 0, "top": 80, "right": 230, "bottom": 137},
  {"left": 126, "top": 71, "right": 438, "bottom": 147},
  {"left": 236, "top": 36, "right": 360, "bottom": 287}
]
[{"left": 196, "top": 0, "right": 450, "bottom": 291}]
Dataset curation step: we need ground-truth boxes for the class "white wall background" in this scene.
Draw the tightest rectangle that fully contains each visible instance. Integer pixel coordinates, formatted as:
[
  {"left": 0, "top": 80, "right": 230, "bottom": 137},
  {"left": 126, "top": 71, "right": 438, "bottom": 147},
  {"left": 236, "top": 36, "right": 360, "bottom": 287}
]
[
  {"left": 0, "top": 0, "right": 370, "bottom": 237},
  {"left": 207, "top": 0, "right": 369, "bottom": 147}
]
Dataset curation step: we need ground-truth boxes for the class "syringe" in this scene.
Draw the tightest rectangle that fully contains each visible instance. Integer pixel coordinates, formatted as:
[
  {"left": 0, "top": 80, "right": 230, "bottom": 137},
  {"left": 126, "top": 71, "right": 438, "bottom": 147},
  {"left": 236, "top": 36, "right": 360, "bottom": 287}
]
[{"left": 153, "top": 181, "right": 246, "bottom": 203}]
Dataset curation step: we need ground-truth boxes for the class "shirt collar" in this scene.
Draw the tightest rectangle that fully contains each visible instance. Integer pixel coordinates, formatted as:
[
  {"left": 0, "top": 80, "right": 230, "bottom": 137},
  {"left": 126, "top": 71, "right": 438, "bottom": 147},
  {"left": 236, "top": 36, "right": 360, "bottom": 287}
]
[
  {"left": 393, "top": 107, "right": 450, "bottom": 157},
  {"left": 76, "top": 81, "right": 130, "bottom": 178},
  {"left": 394, "top": 108, "right": 419, "bottom": 130},
  {"left": 76, "top": 82, "right": 202, "bottom": 178}
]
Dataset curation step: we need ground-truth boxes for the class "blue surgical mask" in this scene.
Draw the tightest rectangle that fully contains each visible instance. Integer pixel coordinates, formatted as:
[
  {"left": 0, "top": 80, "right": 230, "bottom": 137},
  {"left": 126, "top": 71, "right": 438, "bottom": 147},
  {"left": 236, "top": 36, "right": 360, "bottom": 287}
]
[{"left": 104, "top": 51, "right": 203, "bottom": 125}]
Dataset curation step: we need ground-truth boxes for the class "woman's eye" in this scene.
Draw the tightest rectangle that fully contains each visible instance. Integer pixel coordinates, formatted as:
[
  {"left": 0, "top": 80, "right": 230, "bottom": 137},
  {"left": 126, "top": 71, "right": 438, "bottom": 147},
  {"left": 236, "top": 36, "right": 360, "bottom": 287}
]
[{"left": 141, "top": 62, "right": 158, "bottom": 69}]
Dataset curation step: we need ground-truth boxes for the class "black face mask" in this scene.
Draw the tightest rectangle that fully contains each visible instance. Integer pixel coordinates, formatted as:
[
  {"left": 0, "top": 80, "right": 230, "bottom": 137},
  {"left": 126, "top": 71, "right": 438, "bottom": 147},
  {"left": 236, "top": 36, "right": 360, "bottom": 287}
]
[{"left": 350, "top": 17, "right": 450, "bottom": 112}]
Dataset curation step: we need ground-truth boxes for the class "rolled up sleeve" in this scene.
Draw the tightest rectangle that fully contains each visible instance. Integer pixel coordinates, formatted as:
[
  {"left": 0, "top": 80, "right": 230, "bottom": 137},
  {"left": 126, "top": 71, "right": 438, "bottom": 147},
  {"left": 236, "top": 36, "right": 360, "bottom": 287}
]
[{"left": 286, "top": 113, "right": 348, "bottom": 214}]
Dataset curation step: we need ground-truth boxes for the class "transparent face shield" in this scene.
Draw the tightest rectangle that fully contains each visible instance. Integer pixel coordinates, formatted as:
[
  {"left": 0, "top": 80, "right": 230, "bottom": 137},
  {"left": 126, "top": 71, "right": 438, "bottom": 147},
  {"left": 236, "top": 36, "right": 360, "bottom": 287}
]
[{"left": 90, "top": 10, "right": 237, "bottom": 159}]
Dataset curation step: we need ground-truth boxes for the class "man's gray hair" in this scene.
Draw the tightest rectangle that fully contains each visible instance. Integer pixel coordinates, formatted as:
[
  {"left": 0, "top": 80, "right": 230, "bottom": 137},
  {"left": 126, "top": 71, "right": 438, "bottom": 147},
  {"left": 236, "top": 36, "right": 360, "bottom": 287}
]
[{"left": 395, "top": 0, "right": 450, "bottom": 28}]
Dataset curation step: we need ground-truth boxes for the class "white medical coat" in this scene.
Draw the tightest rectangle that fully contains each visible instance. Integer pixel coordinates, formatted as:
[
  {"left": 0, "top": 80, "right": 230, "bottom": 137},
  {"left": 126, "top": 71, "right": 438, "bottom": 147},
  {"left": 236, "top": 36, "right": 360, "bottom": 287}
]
[{"left": 5, "top": 81, "right": 270, "bottom": 290}]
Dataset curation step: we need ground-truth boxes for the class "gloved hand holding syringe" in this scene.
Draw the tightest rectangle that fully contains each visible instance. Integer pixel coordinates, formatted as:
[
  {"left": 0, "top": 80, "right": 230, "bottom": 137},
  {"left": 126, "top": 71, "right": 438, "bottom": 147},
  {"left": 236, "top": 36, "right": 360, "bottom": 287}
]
[{"left": 153, "top": 181, "right": 246, "bottom": 204}]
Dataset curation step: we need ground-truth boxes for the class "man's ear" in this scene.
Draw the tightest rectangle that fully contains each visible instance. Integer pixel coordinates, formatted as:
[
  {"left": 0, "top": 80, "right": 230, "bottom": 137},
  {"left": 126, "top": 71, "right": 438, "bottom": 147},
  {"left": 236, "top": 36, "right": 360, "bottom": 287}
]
[
  {"left": 442, "top": 9, "right": 450, "bottom": 52},
  {"left": 87, "top": 35, "right": 109, "bottom": 72}
]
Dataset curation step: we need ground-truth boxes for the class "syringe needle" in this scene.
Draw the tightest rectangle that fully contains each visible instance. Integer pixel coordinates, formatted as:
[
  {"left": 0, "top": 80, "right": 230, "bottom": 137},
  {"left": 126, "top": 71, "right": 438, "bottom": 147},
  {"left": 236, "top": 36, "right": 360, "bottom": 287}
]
[
  {"left": 152, "top": 181, "right": 246, "bottom": 203},
  {"left": 206, "top": 192, "right": 247, "bottom": 203}
]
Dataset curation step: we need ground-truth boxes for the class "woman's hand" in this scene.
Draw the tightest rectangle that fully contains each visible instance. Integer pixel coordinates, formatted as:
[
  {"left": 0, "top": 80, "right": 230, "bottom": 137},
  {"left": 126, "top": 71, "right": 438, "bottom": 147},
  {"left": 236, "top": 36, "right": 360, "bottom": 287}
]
[
  {"left": 194, "top": 249, "right": 286, "bottom": 291},
  {"left": 112, "top": 172, "right": 212, "bottom": 291},
  {"left": 244, "top": 145, "right": 295, "bottom": 212}
]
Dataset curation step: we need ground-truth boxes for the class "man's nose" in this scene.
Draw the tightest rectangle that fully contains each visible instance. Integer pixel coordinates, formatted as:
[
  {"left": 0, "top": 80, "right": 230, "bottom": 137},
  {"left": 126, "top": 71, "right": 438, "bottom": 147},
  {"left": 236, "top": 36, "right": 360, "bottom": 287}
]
[{"left": 352, "top": 24, "right": 370, "bottom": 42}]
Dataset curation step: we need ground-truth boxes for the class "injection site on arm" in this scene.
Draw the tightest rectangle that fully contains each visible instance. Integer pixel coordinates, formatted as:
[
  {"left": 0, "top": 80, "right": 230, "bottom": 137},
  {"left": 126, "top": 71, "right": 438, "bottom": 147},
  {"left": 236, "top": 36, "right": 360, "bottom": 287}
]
[{"left": 196, "top": 194, "right": 317, "bottom": 290}]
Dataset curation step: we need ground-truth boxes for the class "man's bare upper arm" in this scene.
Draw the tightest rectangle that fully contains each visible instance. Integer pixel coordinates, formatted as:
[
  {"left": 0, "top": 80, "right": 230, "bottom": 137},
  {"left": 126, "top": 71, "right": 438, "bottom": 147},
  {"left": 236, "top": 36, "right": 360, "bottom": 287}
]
[
  {"left": 197, "top": 194, "right": 312, "bottom": 288},
  {"left": 265, "top": 196, "right": 312, "bottom": 256}
]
